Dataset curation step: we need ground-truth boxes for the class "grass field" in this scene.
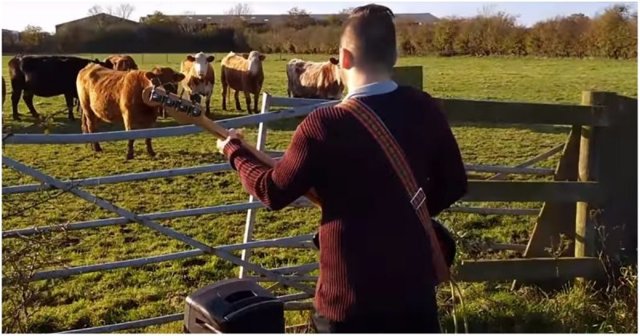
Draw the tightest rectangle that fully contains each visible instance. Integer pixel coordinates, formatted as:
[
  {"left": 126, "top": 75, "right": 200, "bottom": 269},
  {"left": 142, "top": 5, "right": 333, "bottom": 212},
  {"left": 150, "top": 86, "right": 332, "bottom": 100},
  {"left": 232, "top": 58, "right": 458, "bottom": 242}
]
[{"left": 1, "top": 54, "right": 637, "bottom": 333}]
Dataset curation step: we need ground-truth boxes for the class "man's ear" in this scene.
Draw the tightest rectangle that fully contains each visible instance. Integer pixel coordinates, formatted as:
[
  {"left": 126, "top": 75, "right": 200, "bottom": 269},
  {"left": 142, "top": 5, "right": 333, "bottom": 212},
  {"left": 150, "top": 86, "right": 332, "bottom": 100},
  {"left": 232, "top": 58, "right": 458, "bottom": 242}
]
[
  {"left": 340, "top": 48, "right": 354, "bottom": 70},
  {"left": 174, "top": 73, "right": 186, "bottom": 82},
  {"left": 206, "top": 55, "right": 215, "bottom": 63},
  {"left": 259, "top": 54, "right": 266, "bottom": 61},
  {"left": 187, "top": 55, "right": 196, "bottom": 62}
]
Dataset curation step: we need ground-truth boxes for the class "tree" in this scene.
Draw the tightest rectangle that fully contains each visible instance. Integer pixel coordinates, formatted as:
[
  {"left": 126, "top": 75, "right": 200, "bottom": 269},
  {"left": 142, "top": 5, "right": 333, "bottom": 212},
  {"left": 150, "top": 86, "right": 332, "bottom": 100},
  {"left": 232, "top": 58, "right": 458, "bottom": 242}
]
[
  {"left": 178, "top": 11, "right": 199, "bottom": 33},
  {"left": 339, "top": 7, "right": 354, "bottom": 15},
  {"left": 20, "top": 25, "right": 44, "bottom": 50},
  {"left": 225, "top": 3, "right": 252, "bottom": 16},
  {"left": 87, "top": 3, "right": 134, "bottom": 19},
  {"left": 142, "top": 11, "right": 177, "bottom": 26},
  {"left": 88, "top": 5, "right": 102, "bottom": 16},
  {"left": 114, "top": 3, "right": 135, "bottom": 19},
  {"left": 286, "top": 7, "right": 315, "bottom": 29}
]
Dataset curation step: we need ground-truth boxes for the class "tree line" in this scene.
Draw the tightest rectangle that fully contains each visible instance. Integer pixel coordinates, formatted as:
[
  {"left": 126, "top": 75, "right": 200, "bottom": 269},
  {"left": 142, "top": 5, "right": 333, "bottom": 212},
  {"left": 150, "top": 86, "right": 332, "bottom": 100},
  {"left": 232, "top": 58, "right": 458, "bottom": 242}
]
[{"left": 2, "top": 4, "right": 636, "bottom": 59}]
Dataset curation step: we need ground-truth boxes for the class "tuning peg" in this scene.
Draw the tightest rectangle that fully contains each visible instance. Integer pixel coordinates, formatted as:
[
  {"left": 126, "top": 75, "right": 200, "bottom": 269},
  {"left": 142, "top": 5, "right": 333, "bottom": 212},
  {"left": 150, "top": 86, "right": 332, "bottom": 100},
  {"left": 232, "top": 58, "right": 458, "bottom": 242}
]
[
  {"left": 190, "top": 105, "right": 202, "bottom": 117},
  {"left": 190, "top": 94, "right": 202, "bottom": 104},
  {"left": 150, "top": 87, "right": 164, "bottom": 103}
]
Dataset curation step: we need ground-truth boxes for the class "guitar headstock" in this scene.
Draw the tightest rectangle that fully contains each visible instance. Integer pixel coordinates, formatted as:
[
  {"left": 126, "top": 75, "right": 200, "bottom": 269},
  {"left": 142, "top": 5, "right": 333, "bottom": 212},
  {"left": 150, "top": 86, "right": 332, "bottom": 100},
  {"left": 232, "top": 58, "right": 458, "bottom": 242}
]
[
  {"left": 144, "top": 86, "right": 203, "bottom": 117},
  {"left": 142, "top": 85, "right": 227, "bottom": 138}
]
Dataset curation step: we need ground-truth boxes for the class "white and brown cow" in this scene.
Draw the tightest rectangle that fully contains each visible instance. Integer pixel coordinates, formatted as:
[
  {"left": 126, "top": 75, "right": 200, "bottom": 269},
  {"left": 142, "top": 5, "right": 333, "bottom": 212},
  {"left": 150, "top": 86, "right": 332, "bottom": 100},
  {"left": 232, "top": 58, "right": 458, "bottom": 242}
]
[
  {"left": 180, "top": 52, "right": 215, "bottom": 117},
  {"left": 220, "top": 51, "right": 266, "bottom": 114},
  {"left": 286, "top": 57, "right": 344, "bottom": 100}
]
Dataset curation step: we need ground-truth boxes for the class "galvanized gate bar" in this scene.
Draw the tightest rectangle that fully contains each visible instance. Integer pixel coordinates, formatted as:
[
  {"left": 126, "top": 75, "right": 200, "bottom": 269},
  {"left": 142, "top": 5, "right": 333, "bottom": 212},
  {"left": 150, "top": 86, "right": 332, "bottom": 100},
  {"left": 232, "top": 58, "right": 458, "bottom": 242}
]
[
  {"left": 59, "top": 298, "right": 314, "bottom": 334},
  {"left": 240, "top": 92, "right": 271, "bottom": 278},
  {"left": 14, "top": 250, "right": 204, "bottom": 283},
  {"left": 3, "top": 198, "right": 313, "bottom": 239},
  {"left": 59, "top": 313, "right": 185, "bottom": 334},
  {"left": 489, "top": 144, "right": 564, "bottom": 180},
  {"left": 3, "top": 162, "right": 234, "bottom": 195},
  {"left": 2, "top": 156, "right": 315, "bottom": 295},
  {"left": 6, "top": 234, "right": 313, "bottom": 283},
  {"left": 2, "top": 201, "right": 267, "bottom": 238},
  {"left": 3, "top": 101, "right": 338, "bottom": 145},
  {"left": 2, "top": 157, "right": 215, "bottom": 253}
]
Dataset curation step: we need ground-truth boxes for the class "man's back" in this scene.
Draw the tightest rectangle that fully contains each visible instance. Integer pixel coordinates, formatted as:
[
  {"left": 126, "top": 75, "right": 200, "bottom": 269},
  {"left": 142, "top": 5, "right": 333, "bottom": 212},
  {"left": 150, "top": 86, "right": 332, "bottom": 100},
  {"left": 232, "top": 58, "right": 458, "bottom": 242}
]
[{"left": 293, "top": 85, "right": 467, "bottom": 320}]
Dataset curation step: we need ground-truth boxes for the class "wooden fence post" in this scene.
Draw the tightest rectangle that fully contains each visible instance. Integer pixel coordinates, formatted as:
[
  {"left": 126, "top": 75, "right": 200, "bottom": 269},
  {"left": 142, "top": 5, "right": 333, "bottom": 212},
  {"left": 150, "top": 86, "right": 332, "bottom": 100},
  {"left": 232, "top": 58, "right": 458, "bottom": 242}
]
[
  {"left": 239, "top": 92, "right": 271, "bottom": 278},
  {"left": 594, "top": 93, "right": 638, "bottom": 269},
  {"left": 575, "top": 91, "right": 606, "bottom": 260}
]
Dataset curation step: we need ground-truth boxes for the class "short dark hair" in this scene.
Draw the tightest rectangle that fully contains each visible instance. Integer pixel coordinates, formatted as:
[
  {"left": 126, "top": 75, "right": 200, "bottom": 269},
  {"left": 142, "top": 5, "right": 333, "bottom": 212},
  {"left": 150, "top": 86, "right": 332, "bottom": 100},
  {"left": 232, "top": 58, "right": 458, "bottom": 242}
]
[{"left": 341, "top": 4, "right": 397, "bottom": 72}]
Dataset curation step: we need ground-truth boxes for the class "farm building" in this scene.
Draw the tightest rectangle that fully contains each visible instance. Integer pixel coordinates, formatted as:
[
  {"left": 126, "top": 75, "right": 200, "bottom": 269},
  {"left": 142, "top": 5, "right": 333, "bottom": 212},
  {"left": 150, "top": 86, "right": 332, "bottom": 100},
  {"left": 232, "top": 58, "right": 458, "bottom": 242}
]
[{"left": 55, "top": 13, "right": 140, "bottom": 34}]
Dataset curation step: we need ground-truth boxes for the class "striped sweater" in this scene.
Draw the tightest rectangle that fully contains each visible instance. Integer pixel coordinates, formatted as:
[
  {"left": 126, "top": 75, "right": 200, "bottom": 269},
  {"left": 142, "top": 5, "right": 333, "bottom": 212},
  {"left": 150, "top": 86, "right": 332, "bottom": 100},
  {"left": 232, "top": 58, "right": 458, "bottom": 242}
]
[{"left": 223, "top": 85, "right": 467, "bottom": 321}]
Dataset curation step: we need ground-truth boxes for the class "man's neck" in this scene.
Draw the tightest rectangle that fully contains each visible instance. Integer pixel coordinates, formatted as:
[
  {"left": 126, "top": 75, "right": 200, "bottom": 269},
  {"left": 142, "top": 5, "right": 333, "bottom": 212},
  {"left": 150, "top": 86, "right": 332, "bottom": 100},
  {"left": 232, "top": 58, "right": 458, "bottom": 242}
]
[{"left": 347, "top": 70, "right": 392, "bottom": 91}]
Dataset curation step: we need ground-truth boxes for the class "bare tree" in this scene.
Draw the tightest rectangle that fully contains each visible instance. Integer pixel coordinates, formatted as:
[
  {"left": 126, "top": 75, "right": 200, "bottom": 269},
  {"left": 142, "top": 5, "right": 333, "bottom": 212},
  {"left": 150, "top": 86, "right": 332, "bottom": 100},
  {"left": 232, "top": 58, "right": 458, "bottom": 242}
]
[
  {"left": 178, "top": 11, "right": 198, "bottom": 33},
  {"left": 114, "top": 3, "right": 135, "bottom": 19},
  {"left": 339, "top": 7, "right": 354, "bottom": 15},
  {"left": 225, "top": 3, "right": 253, "bottom": 16},
  {"left": 87, "top": 4, "right": 102, "bottom": 16},
  {"left": 87, "top": 3, "right": 134, "bottom": 19}
]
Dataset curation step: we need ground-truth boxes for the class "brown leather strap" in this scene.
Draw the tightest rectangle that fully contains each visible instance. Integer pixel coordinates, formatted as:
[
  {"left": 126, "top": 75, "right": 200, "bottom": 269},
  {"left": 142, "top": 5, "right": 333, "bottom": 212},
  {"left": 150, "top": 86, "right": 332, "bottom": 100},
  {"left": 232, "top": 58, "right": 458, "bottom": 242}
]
[{"left": 339, "top": 98, "right": 451, "bottom": 284}]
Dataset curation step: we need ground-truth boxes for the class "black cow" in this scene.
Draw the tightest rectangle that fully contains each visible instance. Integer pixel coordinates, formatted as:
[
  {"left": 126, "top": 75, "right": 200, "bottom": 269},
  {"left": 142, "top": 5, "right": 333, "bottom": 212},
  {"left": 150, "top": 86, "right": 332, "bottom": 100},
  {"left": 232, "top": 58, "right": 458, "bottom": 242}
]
[{"left": 8, "top": 55, "right": 113, "bottom": 121}]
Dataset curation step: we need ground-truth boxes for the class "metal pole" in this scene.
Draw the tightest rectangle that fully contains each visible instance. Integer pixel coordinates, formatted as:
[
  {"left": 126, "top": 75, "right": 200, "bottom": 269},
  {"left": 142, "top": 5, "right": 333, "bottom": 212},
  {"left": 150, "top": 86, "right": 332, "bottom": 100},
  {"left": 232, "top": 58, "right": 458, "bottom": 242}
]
[{"left": 240, "top": 92, "right": 271, "bottom": 278}]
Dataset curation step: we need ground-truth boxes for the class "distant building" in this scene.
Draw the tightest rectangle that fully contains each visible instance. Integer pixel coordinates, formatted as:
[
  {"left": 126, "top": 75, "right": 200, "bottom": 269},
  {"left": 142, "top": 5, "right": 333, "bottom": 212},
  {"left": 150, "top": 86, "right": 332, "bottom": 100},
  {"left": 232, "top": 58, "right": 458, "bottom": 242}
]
[
  {"left": 139, "top": 12, "right": 439, "bottom": 30},
  {"left": 55, "top": 13, "right": 139, "bottom": 34},
  {"left": 2, "top": 29, "right": 20, "bottom": 43}
]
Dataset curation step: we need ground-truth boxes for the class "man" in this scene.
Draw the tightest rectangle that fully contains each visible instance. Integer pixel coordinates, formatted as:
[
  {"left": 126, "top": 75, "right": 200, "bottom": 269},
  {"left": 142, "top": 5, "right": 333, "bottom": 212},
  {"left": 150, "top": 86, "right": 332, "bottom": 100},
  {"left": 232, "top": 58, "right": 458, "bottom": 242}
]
[{"left": 217, "top": 4, "right": 467, "bottom": 333}]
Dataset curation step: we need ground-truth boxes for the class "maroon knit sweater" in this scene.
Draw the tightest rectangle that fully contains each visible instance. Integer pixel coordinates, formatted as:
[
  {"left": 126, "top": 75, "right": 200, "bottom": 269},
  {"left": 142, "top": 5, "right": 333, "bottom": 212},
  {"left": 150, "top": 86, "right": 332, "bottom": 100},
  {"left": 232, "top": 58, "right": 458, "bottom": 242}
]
[{"left": 223, "top": 86, "right": 467, "bottom": 321}]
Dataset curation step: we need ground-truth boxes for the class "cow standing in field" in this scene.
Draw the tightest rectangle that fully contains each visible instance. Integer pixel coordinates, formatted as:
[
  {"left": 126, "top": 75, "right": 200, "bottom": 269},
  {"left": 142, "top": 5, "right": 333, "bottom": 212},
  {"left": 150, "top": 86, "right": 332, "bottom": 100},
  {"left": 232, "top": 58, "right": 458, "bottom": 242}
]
[
  {"left": 286, "top": 57, "right": 344, "bottom": 100},
  {"left": 104, "top": 55, "right": 138, "bottom": 71},
  {"left": 8, "top": 55, "right": 113, "bottom": 121},
  {"left": 220, "top": 51, "right": 266, "bottom": 114},
  {"left": 180, "top": 52, "right": 215, "bottom": 117},
  {"left": 76, "top": 64, "right": 185, "bottom": 160}
]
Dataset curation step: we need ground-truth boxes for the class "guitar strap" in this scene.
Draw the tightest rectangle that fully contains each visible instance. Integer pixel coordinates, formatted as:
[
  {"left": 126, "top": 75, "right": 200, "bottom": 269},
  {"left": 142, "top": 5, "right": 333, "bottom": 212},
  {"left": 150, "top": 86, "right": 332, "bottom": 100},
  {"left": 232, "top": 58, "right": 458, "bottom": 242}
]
[{"left": 339, "top": 98, "right": 451, "bottom": 284}]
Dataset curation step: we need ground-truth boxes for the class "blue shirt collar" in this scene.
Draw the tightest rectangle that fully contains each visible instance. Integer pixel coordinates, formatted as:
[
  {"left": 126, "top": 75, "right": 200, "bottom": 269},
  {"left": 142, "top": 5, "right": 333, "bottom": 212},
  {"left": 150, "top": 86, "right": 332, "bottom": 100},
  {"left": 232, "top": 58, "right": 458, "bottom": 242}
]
[{"left": 343, "top": 80, "right": 398, "bottom": 101}]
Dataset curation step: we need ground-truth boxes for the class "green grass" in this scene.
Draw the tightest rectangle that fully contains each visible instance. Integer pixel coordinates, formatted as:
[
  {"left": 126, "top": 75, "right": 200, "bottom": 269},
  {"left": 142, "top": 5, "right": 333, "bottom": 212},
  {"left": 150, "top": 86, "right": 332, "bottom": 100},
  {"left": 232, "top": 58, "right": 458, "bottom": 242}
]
[{"left": 1, "top": 54, "right": 637, "bottom": 333}]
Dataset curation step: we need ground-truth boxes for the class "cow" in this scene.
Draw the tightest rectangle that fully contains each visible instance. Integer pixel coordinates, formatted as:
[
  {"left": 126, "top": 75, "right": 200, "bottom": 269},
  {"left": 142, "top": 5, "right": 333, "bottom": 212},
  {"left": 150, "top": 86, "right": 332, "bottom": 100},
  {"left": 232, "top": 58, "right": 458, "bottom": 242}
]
[
  {"left": 8, "top": 55, "right": 113, "bottom": 121},
  {"left": 180, "top": 52, "right": 215, "bottom": 117},
  {"left": 220, "top": 51, "right": 266, "bottom": 114},
  {"left": 104, "top": 55, "right": 138, "bottom": 71},
  {"left": 76, "top": 64, "right": 185, "bottom": 160},
  {"left": 286, "top": 57, "right": 344, "bottom": 100}
]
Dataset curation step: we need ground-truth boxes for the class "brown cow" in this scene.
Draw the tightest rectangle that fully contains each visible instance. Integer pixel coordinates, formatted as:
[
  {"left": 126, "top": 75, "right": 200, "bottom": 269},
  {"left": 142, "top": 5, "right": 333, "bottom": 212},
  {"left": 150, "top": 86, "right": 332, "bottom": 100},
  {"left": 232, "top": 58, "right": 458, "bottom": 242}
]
[
  {"left": 76, "top": 64, "right": 185, "bottom": 159},
  {"left": 220, "top": 51, "right": 266, "bottom": 114},
  {"left": 286, "top": 57, "right": 344, "bottom": 100},
  {"left": 104, "top": 55, "right": 138, "bottom": 71},
  {"left": 180, "top": 52, "right": 215, "bottom": 117}
]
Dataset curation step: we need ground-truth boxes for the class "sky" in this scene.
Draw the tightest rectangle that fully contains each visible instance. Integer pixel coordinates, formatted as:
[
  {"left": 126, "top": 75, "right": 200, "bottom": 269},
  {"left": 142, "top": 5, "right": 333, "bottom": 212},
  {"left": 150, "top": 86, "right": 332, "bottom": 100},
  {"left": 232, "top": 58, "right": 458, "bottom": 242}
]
[{"left": 1, "top": 0, "right": 637, "bottom": 33}]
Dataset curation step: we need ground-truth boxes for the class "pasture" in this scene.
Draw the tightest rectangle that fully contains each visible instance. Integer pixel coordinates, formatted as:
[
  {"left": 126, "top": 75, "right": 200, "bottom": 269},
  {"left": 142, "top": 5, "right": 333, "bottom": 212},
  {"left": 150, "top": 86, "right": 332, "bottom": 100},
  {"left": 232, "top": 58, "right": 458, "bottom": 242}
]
[{"left": 1, "top": 54, "right": 637, "bottom": 333}]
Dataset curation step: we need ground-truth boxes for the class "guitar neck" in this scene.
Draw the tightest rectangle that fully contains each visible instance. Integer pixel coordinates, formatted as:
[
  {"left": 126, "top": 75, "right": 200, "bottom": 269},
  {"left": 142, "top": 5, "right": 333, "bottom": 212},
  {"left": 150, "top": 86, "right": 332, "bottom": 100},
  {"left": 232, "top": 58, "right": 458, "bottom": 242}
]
[
  {"left": 142, "top": 85, "right": 321, "bottom": 206},
  {"left": 197, "top": 117, "right": 278, "bottom": 168}
]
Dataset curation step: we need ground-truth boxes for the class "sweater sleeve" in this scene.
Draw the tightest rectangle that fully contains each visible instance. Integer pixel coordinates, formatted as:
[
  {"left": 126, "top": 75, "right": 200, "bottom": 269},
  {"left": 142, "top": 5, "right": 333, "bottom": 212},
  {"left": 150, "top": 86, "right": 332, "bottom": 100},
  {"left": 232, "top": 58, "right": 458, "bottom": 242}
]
[
  {"left": 223, "top": 115, "right": 322, "bottom": 211},
  {"left": 425, "top": 97, "right": 468, "bottom": 216}
]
